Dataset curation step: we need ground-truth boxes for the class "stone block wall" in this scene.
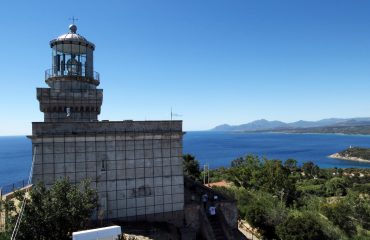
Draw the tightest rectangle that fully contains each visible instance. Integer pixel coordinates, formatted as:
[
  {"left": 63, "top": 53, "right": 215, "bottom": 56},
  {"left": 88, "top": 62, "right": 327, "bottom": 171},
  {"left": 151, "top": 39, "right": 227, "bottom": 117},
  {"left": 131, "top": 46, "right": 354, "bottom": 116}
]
[
  {"left": 37, "top": 87, "right": 103, "bottom": 122},
  {"left": 30, "top": 121, "right": 184, "bottom": 221}
]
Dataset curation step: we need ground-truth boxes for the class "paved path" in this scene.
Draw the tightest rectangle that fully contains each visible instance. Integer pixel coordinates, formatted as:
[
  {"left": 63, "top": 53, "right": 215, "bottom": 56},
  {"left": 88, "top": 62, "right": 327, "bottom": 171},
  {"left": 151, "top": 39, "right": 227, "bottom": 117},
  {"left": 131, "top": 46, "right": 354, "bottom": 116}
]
[{"left": 238, "top": 220, "right": 260, "bottom": 240}]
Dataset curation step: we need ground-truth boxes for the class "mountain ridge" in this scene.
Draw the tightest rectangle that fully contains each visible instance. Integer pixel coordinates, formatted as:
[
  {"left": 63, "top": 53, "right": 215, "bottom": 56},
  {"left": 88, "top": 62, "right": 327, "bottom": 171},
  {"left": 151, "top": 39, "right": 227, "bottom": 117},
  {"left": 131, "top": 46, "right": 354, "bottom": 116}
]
[{"left": 211, "top": 118, "right": 370, "bottom": 132}]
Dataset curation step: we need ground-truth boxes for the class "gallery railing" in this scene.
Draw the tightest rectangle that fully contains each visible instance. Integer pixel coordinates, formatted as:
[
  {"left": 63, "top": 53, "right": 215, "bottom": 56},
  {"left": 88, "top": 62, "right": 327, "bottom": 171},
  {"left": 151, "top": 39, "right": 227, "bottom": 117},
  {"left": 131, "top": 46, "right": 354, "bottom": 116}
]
[{"left": 44, "top": 68, "right": 100, "bottom": 83}]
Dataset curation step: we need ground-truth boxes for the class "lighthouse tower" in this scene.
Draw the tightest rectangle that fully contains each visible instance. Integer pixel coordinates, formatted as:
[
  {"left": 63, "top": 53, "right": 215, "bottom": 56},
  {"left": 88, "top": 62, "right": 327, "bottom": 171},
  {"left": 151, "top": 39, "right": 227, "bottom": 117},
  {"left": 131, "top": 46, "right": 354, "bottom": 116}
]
[
  {"left": 39, "top": 24, "right": 102, "bottom": 122},
  {"left": 30, "top": 24, "right": 185, "bottom": 224}
]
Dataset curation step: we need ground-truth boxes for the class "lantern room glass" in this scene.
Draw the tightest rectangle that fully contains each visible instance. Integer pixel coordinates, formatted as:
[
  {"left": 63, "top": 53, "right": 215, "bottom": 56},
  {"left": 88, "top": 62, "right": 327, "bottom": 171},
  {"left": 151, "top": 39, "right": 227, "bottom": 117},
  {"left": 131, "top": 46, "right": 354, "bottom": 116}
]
[{"left": 52, "top": 42, "right": 93, "bottom": 78}]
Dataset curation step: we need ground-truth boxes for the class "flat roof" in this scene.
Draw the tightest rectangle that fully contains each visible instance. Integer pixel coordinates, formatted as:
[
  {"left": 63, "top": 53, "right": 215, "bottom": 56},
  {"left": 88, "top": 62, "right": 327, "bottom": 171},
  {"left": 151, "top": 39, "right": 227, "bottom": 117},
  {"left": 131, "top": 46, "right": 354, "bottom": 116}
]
[{"left": 72, "top": 226, "right": 121, "bottom": 240}]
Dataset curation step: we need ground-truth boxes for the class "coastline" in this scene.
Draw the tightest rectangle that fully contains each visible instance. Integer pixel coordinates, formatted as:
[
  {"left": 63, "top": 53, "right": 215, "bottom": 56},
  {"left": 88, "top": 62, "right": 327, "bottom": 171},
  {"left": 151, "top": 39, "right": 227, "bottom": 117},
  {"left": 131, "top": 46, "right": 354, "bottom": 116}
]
[
  {"left": 328, "top": 153, "right": 370, "bottom": 163},
  {"left": 249, "top": 131, "right": 370, "bottom": 137}
]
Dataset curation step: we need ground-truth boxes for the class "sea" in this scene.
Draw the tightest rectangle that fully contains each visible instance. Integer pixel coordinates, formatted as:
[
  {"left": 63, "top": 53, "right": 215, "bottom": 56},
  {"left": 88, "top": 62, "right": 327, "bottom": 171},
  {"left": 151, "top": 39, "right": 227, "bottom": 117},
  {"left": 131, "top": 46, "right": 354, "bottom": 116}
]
[{"left": 1, "top": 132, "right": 370, "bottom": 187}]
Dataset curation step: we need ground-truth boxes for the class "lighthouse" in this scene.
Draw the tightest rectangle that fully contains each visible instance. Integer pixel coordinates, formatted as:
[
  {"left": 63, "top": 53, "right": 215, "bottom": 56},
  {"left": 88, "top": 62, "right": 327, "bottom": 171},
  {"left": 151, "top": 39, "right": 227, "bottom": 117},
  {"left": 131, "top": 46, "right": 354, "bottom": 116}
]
[
  {"left": 40, "top": 24, "right": 102, "bottom": 122},
  {"left": 30, "top": 24, "right": 185, "bottom": 224}
]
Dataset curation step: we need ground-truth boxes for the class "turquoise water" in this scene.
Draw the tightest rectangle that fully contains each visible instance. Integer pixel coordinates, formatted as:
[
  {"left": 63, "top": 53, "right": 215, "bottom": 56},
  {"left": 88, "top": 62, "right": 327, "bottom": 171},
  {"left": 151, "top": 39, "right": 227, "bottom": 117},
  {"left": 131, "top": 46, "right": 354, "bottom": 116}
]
[{"left": 1, "top": 132, "right": 370, "bottom": 187}]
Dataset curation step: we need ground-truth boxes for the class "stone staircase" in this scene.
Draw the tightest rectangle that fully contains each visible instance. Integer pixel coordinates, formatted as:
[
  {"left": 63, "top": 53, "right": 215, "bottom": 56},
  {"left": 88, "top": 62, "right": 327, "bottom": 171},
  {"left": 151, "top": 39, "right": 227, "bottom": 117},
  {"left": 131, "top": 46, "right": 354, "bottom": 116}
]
[{"left": 207, "top": 215, "right": 227, "bottom": 240}]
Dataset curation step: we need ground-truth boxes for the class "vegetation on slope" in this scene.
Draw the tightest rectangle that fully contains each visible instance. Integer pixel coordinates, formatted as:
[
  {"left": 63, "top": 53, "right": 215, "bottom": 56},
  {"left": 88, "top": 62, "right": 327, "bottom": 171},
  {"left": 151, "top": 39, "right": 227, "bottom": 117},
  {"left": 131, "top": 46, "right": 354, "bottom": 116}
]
[
  {"left": 338, "top": 147, "right": 370, "bottom": 160},
  {"left": 186, "top": 154, "right": 370, "bottom": 239},
  {"left": 0, "top": 179, "right": 98, "bottom": 240},
  {"left": 268, "top": 125, "right": 370, "bottom": 135}
]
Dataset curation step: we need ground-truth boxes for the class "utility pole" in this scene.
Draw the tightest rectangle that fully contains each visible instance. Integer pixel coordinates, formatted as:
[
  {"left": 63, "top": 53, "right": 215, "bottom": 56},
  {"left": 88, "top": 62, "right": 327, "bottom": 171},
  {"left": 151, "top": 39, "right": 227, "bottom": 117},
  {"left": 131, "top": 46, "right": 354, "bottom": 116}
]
[{"left": 203, "top": 164, "right": 209, "bottom": 186}]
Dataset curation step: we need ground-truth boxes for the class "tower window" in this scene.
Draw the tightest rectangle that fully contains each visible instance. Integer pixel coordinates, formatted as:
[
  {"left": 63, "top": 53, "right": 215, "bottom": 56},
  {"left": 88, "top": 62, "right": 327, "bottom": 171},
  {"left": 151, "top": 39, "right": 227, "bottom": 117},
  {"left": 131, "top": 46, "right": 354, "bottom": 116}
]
[
  {"left": 101, "top": 160, "right": 106, "bottom": 171},
  {"left": 66, "top": 107, "right": 71, "bottom": 117}
]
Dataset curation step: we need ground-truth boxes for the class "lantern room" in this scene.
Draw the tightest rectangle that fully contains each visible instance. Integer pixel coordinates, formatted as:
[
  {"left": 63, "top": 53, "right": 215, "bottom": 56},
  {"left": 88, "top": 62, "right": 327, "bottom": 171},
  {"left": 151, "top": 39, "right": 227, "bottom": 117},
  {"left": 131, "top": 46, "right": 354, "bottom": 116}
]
[{"left": 46, "top": 24, "right": 99, "bottom": 86}]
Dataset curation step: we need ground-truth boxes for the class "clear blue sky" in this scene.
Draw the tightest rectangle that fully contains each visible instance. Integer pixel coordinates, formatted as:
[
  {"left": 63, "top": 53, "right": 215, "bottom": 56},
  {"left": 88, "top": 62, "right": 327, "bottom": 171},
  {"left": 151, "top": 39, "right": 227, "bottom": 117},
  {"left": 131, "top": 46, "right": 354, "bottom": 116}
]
[{"left": 1, "top": 0, "right": 370, "bottom": 135}]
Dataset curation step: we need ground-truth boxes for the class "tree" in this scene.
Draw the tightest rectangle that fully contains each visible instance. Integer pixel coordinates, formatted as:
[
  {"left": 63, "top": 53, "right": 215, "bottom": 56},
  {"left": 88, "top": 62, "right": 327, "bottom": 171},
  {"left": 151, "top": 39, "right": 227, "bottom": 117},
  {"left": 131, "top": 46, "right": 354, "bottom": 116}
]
[
  {"left": 2, "top": 178, "right": 98, "bottom": 240},
  {"left": 302, "top": 161, "right": 320, "bottom": 177},
  {"left": 276, "top": 213, "right": 329, "bottom": 240},
  {"left": 244, "top": 191, "right": 287, "bottom": 239},
  {"left": 337, "top": 168, "right": 344, "bottom": 177},
  {"left": 257, "top": 159, "right": 296, "bottom": 203},
  {"left": 284, "top": 159, "right": 298, "bottom": 172},
  {"left": 324, "top": 177, "right": 347, "bottom": 196},
  {"left": 183, "top": 154, "right": 201, "bottom": 180},
  {"left": 229, "top": 156, "right": 297, "bottom": 204},
  {"left": 229, "top": 154, "right": 261, "bottom": 189}
]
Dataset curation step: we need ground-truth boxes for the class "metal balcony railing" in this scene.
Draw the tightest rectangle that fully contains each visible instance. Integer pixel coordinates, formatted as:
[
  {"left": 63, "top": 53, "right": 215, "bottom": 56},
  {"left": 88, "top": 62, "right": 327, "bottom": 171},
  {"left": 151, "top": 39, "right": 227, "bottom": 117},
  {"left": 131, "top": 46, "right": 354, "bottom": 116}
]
[{"left": 45, "top": 68, "right": 100, "bottom": 83}]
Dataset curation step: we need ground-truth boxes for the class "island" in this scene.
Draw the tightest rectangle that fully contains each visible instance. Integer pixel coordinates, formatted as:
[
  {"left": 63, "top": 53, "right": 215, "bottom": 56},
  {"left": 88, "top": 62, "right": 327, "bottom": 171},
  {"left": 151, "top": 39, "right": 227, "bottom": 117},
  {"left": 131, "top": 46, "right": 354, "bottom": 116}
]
[{"left": 329, "top": 147, "right": 370, "bottom": 163}]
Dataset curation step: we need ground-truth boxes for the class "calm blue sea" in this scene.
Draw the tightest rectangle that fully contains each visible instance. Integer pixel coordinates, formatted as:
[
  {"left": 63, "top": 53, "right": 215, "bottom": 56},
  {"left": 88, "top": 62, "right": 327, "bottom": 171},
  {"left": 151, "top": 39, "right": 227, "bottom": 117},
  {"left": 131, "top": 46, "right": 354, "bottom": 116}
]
[
  {"left": 1, "top": 132, "right": 370, "bottom": 187},
  {"left": 184, "top": 132, "right": 370, "bottom": 169},
  {"left": 0, "top": 136, "right": 32, "bottom": 188}
]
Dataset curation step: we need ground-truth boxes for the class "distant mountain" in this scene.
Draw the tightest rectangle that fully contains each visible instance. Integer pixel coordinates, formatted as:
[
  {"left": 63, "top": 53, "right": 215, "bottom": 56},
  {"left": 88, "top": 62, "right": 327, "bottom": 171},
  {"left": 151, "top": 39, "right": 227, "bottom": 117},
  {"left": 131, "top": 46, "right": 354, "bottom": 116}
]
[
  {"left": 212, "top": 124, "right": 233, "bottom": 131},
  {"left": 333, "top": 118, "right": 370, "bottom": 127},
  {"left": 235, "top": 119, "right": 289, "bottom": 131},
  {"left": 211, "top": 118, "right": 370, "bottom": 133},
  {"left": 212, "top": 119, "right": 288, "bottom": 131},
  {"left": 288, "top": 118, "right": 346, "bottom": 128}
]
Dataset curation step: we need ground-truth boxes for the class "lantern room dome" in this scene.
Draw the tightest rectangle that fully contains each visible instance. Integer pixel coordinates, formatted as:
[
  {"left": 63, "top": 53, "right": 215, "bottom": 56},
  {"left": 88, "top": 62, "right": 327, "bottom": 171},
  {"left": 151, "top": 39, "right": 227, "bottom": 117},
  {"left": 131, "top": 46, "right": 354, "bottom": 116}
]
[
  {"left": 57, "top": 32, "right": 87, "bottom": 41},
  {"left": 50, "top": 24, "right": 95, "bottom": 50}
]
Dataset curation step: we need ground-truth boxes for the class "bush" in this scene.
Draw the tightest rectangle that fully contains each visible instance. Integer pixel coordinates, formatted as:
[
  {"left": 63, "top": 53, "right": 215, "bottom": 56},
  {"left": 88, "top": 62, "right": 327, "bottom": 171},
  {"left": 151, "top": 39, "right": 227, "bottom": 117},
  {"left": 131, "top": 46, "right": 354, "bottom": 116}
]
[
  {"left": 351, "top": 183, "right": 370, "bottom": 194},
  {"left": 276, "top": 212, "right": 329, "bottom": 240},
  {"left": 324, "top": 177, "right": 347, "bottom": 196},
  {"left": 243, "top": 191, "right": 287, "bottom": 239},
  {"left": 2, "top": 179, "right": 98, "bottom": 240},
  {"left": 321, "top": 200, "right": 356, "bottom": 237}
]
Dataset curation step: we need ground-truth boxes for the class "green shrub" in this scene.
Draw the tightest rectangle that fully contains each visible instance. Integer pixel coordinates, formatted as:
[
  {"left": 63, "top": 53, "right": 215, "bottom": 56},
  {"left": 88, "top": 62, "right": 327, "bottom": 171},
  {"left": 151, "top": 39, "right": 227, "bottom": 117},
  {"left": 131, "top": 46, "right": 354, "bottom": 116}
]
[{"left": 276, "top": 212, "right": 331, "bottom": 240}]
